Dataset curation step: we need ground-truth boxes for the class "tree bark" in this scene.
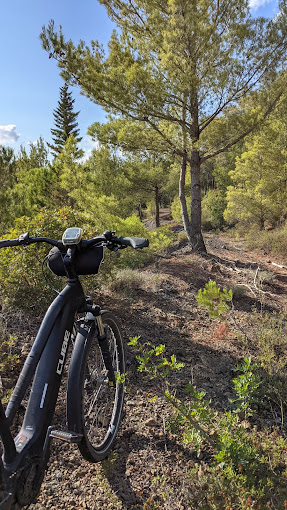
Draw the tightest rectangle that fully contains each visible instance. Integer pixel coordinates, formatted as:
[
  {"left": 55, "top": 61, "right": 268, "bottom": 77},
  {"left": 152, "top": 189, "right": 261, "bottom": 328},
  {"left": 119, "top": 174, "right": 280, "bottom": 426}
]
[
  {"left": 155, "top": 184, "right": 160, "bottom": 228},
  {"left": 179, "top": 152, "right": 192, "bottom": 242},
  {"left": 189, "top": 86, "right": 207, "bottom": 253},
  {"left": 137, "top": 204, "right": 143, "bottom": 221},
  {"left": 189, "top": 150, "right": 206, "bottom": 253}
]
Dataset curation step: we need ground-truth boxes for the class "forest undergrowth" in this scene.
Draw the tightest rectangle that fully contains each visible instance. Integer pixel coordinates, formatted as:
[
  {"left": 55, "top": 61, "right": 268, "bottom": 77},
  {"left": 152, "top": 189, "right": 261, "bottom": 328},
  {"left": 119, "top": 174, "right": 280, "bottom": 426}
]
[{"left": 0, "top": 231, "right": 287, "bottom": 509}]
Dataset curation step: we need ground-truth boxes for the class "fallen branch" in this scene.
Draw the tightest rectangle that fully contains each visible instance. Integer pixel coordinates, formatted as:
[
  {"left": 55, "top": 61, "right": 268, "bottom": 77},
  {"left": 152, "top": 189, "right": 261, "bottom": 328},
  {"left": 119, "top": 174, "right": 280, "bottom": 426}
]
[{"left": 272, "top": 262, "right": 286, "bottom": 269}]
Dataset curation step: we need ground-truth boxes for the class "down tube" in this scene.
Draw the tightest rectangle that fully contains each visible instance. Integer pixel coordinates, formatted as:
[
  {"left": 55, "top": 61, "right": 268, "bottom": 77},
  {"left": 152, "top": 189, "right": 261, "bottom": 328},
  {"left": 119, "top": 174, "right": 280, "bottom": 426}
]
[{"left": 11, "top": 282, "right": 84, "bottom": 463}]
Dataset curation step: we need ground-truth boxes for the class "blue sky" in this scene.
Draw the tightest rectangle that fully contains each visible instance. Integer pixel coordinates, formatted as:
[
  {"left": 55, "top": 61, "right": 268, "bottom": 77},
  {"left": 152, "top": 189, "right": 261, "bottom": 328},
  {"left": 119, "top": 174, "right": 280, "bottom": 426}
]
[{"left": 0, "top": 0, "right": 279, "bottom": 157}]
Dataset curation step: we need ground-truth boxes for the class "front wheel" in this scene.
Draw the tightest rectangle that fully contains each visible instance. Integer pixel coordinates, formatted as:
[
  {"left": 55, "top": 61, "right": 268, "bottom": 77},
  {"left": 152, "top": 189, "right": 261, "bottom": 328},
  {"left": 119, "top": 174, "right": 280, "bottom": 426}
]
[{"left": 68, "top": 311, "right": 125, "bottom": 462}]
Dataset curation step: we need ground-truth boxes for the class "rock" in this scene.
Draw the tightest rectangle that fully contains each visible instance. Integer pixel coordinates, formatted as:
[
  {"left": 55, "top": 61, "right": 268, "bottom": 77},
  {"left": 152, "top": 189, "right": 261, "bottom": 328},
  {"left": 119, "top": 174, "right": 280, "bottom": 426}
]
[{"left": 144, "top": 418, "right": 158, "bottom": 428}]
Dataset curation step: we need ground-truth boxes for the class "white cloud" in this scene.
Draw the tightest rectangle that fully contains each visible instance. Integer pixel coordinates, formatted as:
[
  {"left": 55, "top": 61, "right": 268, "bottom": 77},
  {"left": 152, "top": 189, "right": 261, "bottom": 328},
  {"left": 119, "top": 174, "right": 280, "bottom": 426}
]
[
  {"left": 249, "top": 0, "right": 273, "bottom": 9},
  {"left": 0, "top": 125, "right": 20, "bottom": 145},
  {"left": 80, "top": 136, "right": 99, "bottom": 162}
]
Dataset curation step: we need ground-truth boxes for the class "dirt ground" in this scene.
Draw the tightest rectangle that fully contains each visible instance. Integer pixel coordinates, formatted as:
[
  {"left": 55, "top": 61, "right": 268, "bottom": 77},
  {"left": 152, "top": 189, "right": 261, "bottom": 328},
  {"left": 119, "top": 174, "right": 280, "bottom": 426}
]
[{"left": 4, "top": 231, "right": 287, "bottom": 509}]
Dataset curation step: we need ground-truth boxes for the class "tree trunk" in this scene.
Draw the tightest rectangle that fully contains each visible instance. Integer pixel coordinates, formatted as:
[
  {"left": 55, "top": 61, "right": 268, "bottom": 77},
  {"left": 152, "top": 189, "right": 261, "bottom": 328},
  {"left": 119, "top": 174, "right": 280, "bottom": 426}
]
[
  {"left": 188, "top": 85, "right": 207, "bottom": 254},
  {"left": 155, "top": 184, "right": 160, "bottom": 228},
  {"left": 179, "top": 152, "right": 192, "bottom": 242},
  {"left": 189, "top": 149, "right": 207, "bottom": 253},
  {"left": 137, "top": 204, "right": 143, "bottom": 221}
]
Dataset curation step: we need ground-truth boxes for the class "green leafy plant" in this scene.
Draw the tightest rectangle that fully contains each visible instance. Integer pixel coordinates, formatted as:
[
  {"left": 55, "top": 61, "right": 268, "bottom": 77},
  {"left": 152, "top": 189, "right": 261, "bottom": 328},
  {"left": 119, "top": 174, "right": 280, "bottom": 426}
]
[
  {"left": 0, "top": 320, "right": 20, "bottom": 402},
  {"left": 128, "top": 336, "right": 184, "bottom": 379},
  {"left": 129, "top": 334, "right": 287, "bottom": 507},
  {"left": 231, "top": 356, "right": 261, "bottom": 421},
  {"left": 0, "top": 206, "right": 173, "bottom": 312},
  {"left": 195, "top": 281, "right": 233, "bottom": 319}
]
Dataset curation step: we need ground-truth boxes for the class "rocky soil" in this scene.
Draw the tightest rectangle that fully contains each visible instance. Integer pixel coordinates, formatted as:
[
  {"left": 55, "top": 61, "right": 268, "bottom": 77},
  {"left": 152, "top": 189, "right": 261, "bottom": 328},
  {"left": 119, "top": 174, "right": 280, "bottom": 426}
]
[{"left": 3, "top": 232, "right": 287, "bottom": 509}]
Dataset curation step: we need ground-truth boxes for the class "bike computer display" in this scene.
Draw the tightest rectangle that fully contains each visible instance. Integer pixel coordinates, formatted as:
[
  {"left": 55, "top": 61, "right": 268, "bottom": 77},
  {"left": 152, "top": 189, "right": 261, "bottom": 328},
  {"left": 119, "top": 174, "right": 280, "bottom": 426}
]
[{"left": 62, "top": 227, "right": 83, "bottom": 245}]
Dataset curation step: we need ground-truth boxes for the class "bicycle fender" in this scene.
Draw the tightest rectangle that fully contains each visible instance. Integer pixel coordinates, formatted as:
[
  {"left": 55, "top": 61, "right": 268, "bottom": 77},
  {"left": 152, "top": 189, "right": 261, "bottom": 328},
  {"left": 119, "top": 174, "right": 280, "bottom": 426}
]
[{"left": 67, "top": 324, "right": 93, "bottom": 433}]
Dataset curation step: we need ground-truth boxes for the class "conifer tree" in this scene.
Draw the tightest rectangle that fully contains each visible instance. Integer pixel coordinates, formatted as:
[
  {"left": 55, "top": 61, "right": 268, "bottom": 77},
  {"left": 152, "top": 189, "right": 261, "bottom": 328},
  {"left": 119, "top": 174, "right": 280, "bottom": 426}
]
[
  {"left": 41, "top": 2, "right": 287, "bottom": 251},
  {"left": 48, "top": 83, "right": 82, "bottom": 158}
]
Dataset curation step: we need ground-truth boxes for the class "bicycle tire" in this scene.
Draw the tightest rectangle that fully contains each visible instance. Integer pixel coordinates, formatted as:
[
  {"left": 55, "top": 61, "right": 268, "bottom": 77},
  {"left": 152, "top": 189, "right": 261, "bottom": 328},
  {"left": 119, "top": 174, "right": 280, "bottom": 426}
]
[{"left": 68, "top": 311, "right": 125, "bottom": 462}]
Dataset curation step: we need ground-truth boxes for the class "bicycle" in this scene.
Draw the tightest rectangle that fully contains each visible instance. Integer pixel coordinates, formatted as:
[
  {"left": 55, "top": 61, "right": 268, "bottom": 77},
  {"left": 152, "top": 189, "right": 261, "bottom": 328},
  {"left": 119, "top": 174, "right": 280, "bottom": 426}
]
[{"left": 0, "top": 227, "right": 149, "bottom": 509}]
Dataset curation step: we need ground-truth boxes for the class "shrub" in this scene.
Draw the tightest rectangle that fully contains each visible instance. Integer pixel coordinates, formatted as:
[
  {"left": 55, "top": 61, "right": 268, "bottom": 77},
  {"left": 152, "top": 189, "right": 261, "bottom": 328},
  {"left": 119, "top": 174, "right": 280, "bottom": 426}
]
[
  {"left": 130, "top": 335, "right": 287, "bottom": 509},
  {"left": 0, "top": 318, "right": 20, "bottom": 401},
  {"left": 0, "top": 209, "right": 173, "bottom": 311},
  {"left": 170, "top": 196, "right": 185, "bottom": 223},
  {"left": 108, "top": 268, "right": 145, "bottom": 295},
  {"left": 0, "top": 207, "right": 83, "bottom": 311},
  {"left": 201, "top": 189, "right": 227, "bottom": 231},
  {"left": 195, "top": 280, "right": 233, "bottom": 319},
  {"left": 245, "top": 224, "right": 287, "bottom": 263}
]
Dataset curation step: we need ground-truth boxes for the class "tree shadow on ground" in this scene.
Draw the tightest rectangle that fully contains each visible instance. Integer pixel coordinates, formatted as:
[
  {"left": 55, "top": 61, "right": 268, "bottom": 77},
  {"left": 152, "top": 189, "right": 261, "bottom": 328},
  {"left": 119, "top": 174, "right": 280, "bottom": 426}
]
[{"left": 103, "top": 431, "right": 206, "bottom": 510}]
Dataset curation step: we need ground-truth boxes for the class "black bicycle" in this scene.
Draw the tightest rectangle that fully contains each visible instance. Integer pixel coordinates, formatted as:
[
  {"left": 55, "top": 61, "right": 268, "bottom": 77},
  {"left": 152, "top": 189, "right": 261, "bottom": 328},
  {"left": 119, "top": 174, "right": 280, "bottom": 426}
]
[{"left": 0, "top": 227, "right": 149, "bottom": 508}]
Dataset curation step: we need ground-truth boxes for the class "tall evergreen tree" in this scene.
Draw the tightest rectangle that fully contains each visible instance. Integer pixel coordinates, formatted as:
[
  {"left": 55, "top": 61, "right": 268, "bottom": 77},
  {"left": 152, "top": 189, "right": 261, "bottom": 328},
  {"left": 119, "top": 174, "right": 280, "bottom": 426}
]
[
  {"left": 48, "top": 83, "right": 82, "bottom": 157},
  {"left": 41, "top": 2, "right": 287, "bottom": 251},
  {"left": 0, "top": 146, "right": 16, "bottom": 231}
]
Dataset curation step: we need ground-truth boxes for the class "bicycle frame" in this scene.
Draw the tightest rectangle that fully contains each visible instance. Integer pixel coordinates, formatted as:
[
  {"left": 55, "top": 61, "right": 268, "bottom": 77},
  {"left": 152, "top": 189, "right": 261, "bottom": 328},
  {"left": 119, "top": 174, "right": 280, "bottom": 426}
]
[
  {"left": 0, "top": 276, "right": 87, "bottom": 502},
  {"left": 0, "top": 229, "right": 148, "bottom": 507}
]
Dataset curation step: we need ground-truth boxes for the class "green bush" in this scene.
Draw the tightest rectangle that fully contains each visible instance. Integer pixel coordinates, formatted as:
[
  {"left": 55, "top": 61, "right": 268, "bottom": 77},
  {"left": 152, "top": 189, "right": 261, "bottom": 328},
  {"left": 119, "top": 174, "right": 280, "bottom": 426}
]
[
  {"left": 0, "top": 208, "right": 173, "bottom": 311},
  {"left": 195, "top": 280, "right": 233, "bottom": 319},
  {"left": 0, "top": 318, "right": 20, "bottom": 401},
  {"left": 130, "top": 335, "right": 287, "bottom": 509},
  {"left": 245, "top": 224, "right": 287, "bottom": 263},
  {"left": 201, "top": 189, "right": 227, "bottom": 231},
  {"left": 0, "top": 207, "right": 84, "bottom": 311},
  {"left": 170, "top": 196, "right": 185, "bottom": 223}
]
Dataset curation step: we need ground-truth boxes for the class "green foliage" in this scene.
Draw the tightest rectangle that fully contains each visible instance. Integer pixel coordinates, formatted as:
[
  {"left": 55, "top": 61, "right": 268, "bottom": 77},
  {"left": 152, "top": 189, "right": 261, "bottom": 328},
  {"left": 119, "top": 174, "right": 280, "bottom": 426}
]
[
  {"left": 0, "top": 145, "right": 16, "bottom": 230},
  {"left": 188, "top": 448, "right": 287, "bottom": 509},
  {"left": 10, "top": 166, "right": 56, "bottom": 219},
  {"left": 0, "top": 207, "right": 84, "bottom": 311},
  {"left": 231, "top": 357, "right": 261, "bottom": 420},
  {"left": 130, "top": 335, "right": 287, "bottom": 507},
  {"left": 166, "top": 385, "right": 215, "bottom": 456},
  {"left": 201, "top": 189, "right": 227, "bottom": 231},
  {"left": 128, "top": 336, "right": 184, "bottom": 379},
  {"left": 0, "top": 334, "right": 20, "bottom": 375},
  {"left": 245, "top": 225, "right": 287, "bottom": 263},
  {"left": 3, "top": 138, "right": 52, "bottom": 225},
  {"left": 52, "top": 135, "right": 85, "bottom": 207},
  {"left": 0, "top": 320, "right": 20, "bottom": 402},
  {"left": 114, "top": 372, "right": 126, "bottom": 385},
  {"left": 254, "top": 310, "right": 287, "bottom": 426},
  {"left": 16, "top": 138, "right": 49, "bottom": 179},
  {"left": 0, "top": 204, "right": 172, "bottom": 312},
  {"left": 99, "top": 217, "right": 173, "bottom": 276},
  {"left": 85, "top": 146, "right": 133, "bottom": 216},
  {"left": 195, "top": 281, "right": 233, "bottom": 318},
  {"left": 47, "top": 82, "right": 82, "bottom": 158},
  {"left": 225, "top": 118, "right": 287, "bottom": 230},
  {"left": 41, "top": 2, "right": 287, "bottom": 248},
  {"left": 170, "top": 195, "right": 186, "bottom": 223},
  {"left": 6, "top": 137, "right": 53, "bottom": 223}
]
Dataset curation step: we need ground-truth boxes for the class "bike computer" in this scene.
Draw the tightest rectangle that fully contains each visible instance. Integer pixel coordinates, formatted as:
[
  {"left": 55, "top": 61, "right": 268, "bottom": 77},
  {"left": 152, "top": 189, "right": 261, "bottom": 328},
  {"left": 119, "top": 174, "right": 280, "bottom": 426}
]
[{"left": 62, "top": 227, "right": 83, "bottom": 245}]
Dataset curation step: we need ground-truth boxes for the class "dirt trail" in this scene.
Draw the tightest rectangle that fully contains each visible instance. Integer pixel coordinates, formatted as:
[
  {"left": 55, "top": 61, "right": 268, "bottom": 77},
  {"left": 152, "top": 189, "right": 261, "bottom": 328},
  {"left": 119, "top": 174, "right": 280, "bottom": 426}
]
[{"left": 15, "top": 233, "right": 287, "bottom": 508}]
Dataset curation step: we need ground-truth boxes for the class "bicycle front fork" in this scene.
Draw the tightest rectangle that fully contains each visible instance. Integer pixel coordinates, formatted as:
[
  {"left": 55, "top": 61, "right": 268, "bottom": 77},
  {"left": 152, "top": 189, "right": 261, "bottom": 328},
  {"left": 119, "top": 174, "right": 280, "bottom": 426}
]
[{"left": 84, "top": 304, "right": 116, "bottom": 386}]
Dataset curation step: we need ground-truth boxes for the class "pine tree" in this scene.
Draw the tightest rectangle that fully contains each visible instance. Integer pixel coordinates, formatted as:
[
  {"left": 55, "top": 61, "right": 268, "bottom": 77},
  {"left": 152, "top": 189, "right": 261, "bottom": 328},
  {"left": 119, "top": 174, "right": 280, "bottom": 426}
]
[
  {"left": 48, "top": 83, "right": 82, "bottom": 158},
  {"left": 41, "top": 3, "right": 287, "bottom": 251}
]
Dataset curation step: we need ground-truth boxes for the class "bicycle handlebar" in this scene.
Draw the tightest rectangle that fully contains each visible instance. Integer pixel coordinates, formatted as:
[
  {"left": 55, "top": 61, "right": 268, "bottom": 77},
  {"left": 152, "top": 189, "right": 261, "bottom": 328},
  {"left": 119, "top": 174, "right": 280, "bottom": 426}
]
[
  {"left": 0, "top": 231, "right": 149, "bottom": 251},
  {"left": 114, "top": 236, "right": 149, "bottom": 249},
  {"left": 0, "top": 235, "right": 63, "bottom": 250}
]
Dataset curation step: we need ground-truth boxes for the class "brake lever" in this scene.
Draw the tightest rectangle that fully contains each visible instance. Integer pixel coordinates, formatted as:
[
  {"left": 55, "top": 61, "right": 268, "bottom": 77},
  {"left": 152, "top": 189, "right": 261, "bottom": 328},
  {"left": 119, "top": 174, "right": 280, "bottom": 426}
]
[{"left": 106, "top": 242, "right": 126, "bottom": 252}]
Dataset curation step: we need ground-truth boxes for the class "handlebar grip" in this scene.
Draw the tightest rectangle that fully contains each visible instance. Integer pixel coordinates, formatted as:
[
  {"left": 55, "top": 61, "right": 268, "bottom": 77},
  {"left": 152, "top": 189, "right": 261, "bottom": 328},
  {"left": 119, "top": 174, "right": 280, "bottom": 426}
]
[
  {"left": 117, "top": 236, "right": 149, "bottom": 249},
  {"left": 0, "top": 239, "right": 20, "bottom": 248}
]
